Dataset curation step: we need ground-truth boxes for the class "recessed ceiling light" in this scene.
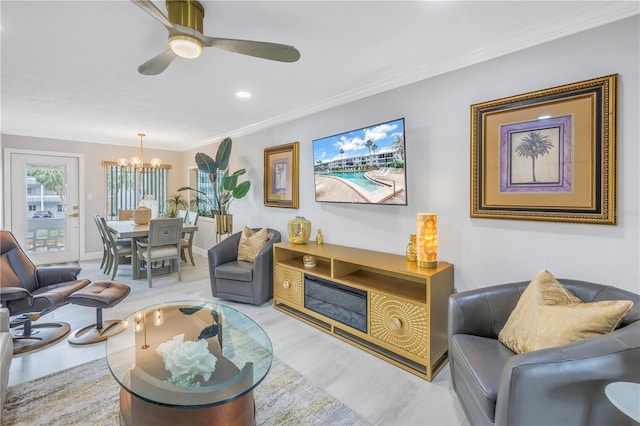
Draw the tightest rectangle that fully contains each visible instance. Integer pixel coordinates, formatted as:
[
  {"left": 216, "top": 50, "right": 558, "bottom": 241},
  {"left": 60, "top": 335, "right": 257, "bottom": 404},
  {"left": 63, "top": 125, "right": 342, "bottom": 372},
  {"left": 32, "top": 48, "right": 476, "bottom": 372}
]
[{"left": 236, "top": 91, "right": 252, "bottom": 98}]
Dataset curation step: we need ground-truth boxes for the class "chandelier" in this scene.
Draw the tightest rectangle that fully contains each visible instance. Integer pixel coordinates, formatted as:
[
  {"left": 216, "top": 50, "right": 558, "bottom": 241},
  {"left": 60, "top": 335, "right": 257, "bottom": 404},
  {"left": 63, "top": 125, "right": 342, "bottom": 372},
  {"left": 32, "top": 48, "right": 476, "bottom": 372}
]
[{"left": 117, "top": 133, "right": 161, "bottom": 171}]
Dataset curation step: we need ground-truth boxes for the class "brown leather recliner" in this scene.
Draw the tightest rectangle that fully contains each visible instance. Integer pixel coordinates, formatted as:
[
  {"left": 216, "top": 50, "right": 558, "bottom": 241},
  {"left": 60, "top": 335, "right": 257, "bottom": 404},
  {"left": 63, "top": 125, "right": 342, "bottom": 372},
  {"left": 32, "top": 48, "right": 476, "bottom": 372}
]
[
  {"left": 0, "top": 230, "right": 90, "bottom": 353},
  {"left": 448, "top": 279, "right": 640, "bottom": 426}
]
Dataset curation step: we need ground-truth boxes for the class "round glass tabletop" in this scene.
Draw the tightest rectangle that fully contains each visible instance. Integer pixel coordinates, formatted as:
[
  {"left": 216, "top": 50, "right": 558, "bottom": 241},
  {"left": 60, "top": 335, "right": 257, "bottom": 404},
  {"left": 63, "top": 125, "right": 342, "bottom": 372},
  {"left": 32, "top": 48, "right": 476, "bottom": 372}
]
[{"left": 106, "top": 300, "right": 273, "bottom": 408}]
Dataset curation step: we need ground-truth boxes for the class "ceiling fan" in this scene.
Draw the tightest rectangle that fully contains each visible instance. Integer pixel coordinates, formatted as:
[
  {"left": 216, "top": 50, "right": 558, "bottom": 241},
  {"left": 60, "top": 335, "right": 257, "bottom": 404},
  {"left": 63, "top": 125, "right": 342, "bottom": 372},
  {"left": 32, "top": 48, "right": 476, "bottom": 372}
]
[{"left": 131, "top": 0, "right": 301, "bottom": 75}]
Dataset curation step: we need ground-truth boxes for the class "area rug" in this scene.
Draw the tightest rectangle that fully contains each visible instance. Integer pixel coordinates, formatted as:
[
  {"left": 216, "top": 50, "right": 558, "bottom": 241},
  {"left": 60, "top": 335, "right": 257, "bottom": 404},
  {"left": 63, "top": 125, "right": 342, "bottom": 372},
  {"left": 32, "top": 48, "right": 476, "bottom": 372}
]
[{"left": 2, "top": 357, "right": 371, "bottom": 425}]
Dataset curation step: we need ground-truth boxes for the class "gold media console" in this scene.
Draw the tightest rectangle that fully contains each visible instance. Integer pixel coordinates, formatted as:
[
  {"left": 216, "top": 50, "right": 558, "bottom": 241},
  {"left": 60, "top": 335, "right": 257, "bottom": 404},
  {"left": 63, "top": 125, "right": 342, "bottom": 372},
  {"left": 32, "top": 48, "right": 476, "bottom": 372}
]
[{"left": 272, "top": 241, "right": 454, "bottom": 381}]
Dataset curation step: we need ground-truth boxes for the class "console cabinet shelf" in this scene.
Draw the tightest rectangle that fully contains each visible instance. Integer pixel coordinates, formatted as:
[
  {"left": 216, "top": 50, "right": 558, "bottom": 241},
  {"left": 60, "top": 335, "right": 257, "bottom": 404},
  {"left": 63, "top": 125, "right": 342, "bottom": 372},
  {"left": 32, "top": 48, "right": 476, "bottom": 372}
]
[{"left": 272, "top": 241, "right": 454, "bottom": 381}]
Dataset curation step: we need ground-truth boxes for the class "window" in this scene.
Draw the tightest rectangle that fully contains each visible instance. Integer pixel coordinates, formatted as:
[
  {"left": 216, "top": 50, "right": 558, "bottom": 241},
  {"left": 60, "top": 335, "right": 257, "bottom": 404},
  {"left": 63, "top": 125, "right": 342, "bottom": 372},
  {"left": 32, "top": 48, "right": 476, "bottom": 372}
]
[
  {"left": 104, "top": 165, "right": 168, "bottom": 219},
  {"left": 196, "top": 170, "right": 217, "bottom": 215}
]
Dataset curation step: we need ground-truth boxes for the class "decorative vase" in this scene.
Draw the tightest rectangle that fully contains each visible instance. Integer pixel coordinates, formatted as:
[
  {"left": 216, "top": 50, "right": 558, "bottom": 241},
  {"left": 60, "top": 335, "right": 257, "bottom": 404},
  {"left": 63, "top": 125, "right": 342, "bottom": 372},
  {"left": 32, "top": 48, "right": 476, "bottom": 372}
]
[
  {"left": 215, "top": 214, "right": 233, "bottom": 240},
  {"left": 287, "top": 216, "right": 311, "bottom": 244},
  {"left": 316, "top": 229, "right": 324, "bottom": 245},
  {"left": 406, "top": 234, "right": 417, "bottom": 262},
  {"left": 138, "top": 195, "right": 158, "bottom": 219},
  {"left": 133, "top": 207, "right": 152, "bottom": 225}
]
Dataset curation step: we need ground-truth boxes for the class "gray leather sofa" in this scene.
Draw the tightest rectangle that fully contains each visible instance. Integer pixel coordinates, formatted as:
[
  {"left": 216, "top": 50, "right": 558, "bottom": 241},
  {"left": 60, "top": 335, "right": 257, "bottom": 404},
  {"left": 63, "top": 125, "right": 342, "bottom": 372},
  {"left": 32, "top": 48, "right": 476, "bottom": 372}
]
[
  {"left": 208, "top": 228, "right": 281, "bottom": 305},
  {"left": 448, "top": 279, "right": 640, "bottom": 426},
  {"left": 1, "top": 307, "right": 12, "bottom": 410}
]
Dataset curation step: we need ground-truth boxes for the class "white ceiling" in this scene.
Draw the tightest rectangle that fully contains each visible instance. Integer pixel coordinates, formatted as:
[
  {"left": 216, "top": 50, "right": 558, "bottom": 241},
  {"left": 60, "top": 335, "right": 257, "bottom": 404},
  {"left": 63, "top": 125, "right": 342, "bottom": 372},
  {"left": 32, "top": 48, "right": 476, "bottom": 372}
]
[{"left": 1, "top": 1, "right": 638, "bottom": 151}]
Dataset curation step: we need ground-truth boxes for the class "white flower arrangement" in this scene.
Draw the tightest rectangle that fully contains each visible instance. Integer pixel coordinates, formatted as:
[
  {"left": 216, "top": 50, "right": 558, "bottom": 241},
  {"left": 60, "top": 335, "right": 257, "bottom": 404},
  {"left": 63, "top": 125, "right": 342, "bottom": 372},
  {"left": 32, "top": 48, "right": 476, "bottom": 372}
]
[{"left": 156, "top": 334, "right": 217, "bottom": 385}]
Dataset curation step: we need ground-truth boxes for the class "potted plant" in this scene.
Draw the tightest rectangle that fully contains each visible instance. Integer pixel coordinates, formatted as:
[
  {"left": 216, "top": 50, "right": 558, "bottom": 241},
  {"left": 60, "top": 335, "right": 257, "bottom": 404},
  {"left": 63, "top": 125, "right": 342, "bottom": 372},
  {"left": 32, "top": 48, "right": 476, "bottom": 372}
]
[
  {"left": 178, "top": 137, "right": 250, "bottom": 237},
  {"left": 189, "top": 193, "right": 212, "bottom": 217},
  {"left": 166, "top": 193, "right": 188, "bottom": 218}
]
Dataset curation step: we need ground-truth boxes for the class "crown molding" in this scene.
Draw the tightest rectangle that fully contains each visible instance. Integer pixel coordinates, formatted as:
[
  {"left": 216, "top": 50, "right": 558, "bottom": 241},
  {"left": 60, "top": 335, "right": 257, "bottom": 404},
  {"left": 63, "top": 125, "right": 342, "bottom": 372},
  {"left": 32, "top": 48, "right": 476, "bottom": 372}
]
[{"left": 187, "top": 5, "right": 638, "bottom": 150}]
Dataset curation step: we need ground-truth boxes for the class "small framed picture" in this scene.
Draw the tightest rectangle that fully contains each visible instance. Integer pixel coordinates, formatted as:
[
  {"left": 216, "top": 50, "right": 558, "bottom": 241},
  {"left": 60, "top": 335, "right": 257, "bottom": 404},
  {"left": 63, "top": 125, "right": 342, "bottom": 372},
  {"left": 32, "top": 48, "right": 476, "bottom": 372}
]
[{"left": 264, "top": 142, "right": 299, "bottom": 208}]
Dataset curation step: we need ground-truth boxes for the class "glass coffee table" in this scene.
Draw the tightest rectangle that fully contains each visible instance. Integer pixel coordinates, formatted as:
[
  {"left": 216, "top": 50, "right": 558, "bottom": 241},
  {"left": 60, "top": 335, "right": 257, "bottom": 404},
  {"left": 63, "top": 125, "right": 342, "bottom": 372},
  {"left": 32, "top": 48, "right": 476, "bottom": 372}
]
[{"left": 106, "top": 300, "right": 272, "bottom": 426}]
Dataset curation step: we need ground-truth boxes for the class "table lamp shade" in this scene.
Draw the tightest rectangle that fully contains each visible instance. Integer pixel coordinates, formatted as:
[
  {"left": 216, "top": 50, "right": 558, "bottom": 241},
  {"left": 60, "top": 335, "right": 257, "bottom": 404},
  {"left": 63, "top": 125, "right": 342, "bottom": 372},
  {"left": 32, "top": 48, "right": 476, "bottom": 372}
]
[{"left": 417, "top": 213, "right": 437, "bottom": 268}]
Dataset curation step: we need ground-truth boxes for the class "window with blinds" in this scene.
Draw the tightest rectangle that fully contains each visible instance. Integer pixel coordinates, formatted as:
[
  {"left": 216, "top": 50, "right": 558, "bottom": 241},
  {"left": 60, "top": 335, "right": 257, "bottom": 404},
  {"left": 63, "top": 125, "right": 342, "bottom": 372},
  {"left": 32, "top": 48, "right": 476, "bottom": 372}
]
[
  {"left": 104, "top": 165, "right": 168, "bottom": 219},
  {"left": 196, "top": 169, "right": 217, "bottom": 214}
]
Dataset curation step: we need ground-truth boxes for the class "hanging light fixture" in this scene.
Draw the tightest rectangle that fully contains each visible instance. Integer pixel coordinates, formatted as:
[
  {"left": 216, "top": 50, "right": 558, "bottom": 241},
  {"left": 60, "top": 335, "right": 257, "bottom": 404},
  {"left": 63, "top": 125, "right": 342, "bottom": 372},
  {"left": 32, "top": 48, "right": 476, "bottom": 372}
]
[{"left": 117, "top": 133, "right": 161, "bottom": 172}]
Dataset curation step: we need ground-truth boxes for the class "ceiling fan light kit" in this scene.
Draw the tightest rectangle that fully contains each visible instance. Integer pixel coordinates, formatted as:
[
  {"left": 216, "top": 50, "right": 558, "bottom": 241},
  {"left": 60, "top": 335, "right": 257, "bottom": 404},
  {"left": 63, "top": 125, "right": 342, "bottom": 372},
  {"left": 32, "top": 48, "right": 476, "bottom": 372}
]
[
  {"left": 167, "top": 0, "right": 203, "bottom": 58},
  {"left": 169, "top": 34, "right": 202, "bottom": 58},
  {"left": 132, "top": 0, "right": 300, "bottom": 75},
  {"left": 167, "top": 0, "right": 204, "bottom": 33}
]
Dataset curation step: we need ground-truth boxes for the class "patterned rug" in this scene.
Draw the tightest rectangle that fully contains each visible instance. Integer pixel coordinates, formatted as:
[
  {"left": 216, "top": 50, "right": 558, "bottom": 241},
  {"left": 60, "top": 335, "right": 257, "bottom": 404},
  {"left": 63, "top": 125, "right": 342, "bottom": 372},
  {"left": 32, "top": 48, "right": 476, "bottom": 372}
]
[{"left": 2, "top": 357, "right": 371, "bottom": 425}]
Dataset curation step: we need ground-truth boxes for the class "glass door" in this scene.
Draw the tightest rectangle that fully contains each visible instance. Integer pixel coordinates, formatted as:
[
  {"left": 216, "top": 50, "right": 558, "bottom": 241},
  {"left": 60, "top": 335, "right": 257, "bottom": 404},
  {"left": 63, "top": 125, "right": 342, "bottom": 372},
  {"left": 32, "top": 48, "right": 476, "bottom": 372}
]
[{"left": 6, "top": 151, "right": 80, "bottom": 265}]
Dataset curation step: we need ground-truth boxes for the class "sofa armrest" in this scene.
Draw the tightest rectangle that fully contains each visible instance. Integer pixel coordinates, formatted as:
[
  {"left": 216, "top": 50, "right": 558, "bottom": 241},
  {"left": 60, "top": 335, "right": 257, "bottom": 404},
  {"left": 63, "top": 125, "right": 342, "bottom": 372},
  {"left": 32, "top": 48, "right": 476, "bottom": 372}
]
[
  {"left": 0, "top": 308, "right": 10, "bottom": 333},
  {"left": 251, "top": 231, "right": 281, "bottom": 293},
  {"left": 0, "top": 287, "right": 32, "bottom": 302},
  {"left": 495, "top": 321, "right": 640, "bottom": 426},
  {"left": 208, "top": 232, "right": 242, "bottom": 269},
  {"left": 0, "top": 287, "right": 34, "bottom": 314},
  {"left": 448, "top": 281, "right": 528, "bottom": 340},
  {"left": 36, "top": 266, "right": 82, "bottom": 286}
]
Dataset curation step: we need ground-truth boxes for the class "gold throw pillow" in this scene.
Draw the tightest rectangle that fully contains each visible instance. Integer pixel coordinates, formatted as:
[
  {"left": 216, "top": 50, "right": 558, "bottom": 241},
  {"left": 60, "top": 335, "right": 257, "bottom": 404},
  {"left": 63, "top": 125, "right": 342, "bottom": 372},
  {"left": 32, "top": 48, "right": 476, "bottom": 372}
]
[
  {"left": 237, "top": 227, "right": 269, "bottom": 262},
  {"left": 498, "top": 269, "right": 633, "bottom": 354}
]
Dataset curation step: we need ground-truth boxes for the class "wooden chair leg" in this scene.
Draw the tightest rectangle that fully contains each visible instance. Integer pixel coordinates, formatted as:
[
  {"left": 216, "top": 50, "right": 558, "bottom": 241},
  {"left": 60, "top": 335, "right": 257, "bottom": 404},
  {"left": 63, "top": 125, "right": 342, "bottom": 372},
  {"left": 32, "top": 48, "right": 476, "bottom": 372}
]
[{"left": 188, "top": 246, "right": 195, "bottom": 266}]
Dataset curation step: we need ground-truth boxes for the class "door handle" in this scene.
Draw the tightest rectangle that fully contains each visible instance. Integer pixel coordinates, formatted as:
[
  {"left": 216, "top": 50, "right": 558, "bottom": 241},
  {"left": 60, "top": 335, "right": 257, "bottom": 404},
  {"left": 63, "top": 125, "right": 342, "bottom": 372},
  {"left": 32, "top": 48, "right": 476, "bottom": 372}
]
[{"left": 68, "top": 213, "right": 79, "bottom": 217}]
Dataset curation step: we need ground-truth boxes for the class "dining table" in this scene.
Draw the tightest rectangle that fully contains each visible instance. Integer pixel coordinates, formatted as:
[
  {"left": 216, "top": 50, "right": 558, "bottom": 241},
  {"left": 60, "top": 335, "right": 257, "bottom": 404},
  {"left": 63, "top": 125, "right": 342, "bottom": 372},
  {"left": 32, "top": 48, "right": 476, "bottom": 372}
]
[{"left": 106, "top": 220, "right": 198, "bottom": 280}]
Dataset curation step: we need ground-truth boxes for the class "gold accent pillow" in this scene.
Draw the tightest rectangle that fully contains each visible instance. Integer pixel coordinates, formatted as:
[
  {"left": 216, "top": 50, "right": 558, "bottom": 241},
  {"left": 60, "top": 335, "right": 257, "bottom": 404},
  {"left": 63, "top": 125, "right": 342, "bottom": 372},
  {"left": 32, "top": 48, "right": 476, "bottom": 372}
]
[
  {"left": 237, "top": 227, "right": 269, "bottom": 263},
  {"left": 498, "top": 269, "right": 633, "bottom": 354}
]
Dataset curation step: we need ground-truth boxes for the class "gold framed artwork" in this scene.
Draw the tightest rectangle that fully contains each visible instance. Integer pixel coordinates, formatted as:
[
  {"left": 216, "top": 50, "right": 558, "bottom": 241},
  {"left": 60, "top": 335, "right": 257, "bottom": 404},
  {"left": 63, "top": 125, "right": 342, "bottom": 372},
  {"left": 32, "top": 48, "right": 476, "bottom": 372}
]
[
  {"left": 470, "top": 74, "right": 617, "bottom": 225},
  {"left": 264, "top": 142, "right": 299, "bottom": 208}
]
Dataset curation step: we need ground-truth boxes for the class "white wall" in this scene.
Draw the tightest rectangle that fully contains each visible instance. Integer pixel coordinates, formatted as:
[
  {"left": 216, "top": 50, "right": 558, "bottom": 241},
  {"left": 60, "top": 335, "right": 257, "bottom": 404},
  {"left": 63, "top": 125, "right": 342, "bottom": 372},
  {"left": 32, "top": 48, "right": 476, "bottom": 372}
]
[
  {"left": 189, "top": 16, "right": 639, "bottom": 293},
  {"left": 3, "top": 17, "right": 637, "bottom": 294},
  {"left": 1, "top": 135, "right": 186, "bottom": 256}
]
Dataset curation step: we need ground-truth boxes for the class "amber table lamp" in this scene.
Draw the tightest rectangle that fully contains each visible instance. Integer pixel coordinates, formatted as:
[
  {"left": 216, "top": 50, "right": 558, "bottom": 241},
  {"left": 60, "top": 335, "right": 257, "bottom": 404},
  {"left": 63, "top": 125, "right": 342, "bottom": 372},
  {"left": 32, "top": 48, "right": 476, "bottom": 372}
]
[{"left": 417, "top": 213, "right": 437, "bottom": 268}]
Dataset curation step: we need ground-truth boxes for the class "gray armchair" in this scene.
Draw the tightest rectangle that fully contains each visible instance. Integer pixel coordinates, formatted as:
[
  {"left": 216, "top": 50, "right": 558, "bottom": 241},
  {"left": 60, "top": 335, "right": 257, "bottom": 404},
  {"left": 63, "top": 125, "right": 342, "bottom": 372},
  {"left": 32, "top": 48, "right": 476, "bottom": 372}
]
[
  {"left": 448, "top": 279, "right": 640, "bottom": 426},
  {"left": 208, "top": 228, "right": 281, "bottom": 305}
]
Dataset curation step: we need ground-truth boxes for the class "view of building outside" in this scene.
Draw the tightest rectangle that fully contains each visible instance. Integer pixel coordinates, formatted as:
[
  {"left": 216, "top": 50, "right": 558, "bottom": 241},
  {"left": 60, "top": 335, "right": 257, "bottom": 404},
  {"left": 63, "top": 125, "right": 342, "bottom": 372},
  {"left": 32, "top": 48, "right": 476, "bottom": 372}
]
[{"left": 25, "top": 167, "right": 65, "bottom": 252}]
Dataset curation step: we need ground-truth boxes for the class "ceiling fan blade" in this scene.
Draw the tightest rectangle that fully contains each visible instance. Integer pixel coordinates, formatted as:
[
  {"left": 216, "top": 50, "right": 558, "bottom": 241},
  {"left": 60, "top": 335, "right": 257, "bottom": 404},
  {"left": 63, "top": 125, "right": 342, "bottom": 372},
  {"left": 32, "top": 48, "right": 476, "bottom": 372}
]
[
  {"left": 138, "top": 49, "right": 178, "bottom": 75},
  {"left": 203, "top": 37, "right": 301, "bottom": 63},
  {"left": 130, "top": 0, "right": 174, "bottom": 30}
]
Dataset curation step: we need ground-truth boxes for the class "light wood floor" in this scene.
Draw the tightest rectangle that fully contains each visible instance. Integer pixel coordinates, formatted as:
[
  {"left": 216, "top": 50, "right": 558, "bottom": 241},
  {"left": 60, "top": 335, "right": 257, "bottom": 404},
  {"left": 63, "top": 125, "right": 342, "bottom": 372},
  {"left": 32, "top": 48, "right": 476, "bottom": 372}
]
[{"left": 7, "top": 255, "right": 468, "bottom": 425}]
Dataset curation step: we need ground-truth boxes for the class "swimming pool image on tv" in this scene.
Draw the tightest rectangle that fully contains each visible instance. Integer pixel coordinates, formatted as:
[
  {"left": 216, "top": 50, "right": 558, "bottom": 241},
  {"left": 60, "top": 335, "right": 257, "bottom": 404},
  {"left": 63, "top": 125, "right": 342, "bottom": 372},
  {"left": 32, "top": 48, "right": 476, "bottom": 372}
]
[
  {"left": 312, "top": 117, "right": 407, "bottom": 205},
  {"left": 325, "top": 172, "right": 385, "bottom": 192}
]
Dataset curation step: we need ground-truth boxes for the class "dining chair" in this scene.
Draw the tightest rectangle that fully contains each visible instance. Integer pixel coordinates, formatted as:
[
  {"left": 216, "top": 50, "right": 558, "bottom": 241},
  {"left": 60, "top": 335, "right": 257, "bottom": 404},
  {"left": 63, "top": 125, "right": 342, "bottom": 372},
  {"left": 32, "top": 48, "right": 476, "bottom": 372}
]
[
  {"left": 93, "top": 215, "right": 109, "bottom": 271},
  {"left": 137, "top": 218, "right": 183, "bottom": 288},
  {"left": 181, "top": 211, "right": 199, "bottom": 266},
  {"left": 178, "top": 209, "right": 189, "bottom": 222},
  {"left": 96, "top": 216, "right": 132, "bottom": 279}
]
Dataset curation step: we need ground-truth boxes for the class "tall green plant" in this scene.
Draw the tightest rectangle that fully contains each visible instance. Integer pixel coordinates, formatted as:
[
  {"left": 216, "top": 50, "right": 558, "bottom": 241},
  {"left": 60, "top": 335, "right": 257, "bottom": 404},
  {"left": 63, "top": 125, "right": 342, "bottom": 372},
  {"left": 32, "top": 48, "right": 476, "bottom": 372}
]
[{"left": 178, "top": 137, "right": 250, "bottom": 216}]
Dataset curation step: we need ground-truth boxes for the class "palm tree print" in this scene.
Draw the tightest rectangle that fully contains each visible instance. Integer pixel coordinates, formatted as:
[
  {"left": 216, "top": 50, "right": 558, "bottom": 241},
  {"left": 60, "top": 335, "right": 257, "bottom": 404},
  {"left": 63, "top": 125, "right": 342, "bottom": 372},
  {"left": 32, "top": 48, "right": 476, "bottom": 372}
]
[{"left": 515, "top": 131, "right": 554, "bottom": 182}]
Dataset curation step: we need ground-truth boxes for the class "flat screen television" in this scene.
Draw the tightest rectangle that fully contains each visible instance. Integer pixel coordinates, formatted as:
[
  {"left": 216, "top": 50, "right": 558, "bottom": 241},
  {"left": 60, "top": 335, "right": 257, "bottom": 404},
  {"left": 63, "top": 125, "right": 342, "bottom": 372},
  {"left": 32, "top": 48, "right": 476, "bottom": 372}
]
[{"left": 312, "top": 118, "right": 407, "bottom": 205}]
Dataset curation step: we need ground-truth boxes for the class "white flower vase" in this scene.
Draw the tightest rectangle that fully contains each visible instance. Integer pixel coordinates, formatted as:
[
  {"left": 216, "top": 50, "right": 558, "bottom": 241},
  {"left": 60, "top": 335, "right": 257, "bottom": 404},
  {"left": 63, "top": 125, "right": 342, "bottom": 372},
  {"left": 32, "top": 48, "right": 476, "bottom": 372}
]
[{"left": 139, "top": 195, "right": 159, "bottom": 218}]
